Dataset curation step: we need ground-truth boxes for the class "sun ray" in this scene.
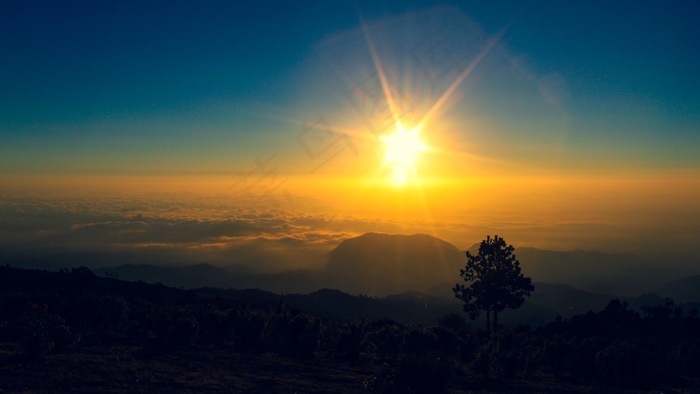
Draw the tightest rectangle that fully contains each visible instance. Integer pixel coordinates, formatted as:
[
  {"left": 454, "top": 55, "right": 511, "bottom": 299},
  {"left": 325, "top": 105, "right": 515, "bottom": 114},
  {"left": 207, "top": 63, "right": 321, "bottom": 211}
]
[
  {"left": 358, "top": 13, "right": 403, "bottom": 135},
  {"left": 416, "top": 30, "right": 505, "bottom": 132},
  {"left": 330, "top": 16, "right": 507, "bottom": 226}
]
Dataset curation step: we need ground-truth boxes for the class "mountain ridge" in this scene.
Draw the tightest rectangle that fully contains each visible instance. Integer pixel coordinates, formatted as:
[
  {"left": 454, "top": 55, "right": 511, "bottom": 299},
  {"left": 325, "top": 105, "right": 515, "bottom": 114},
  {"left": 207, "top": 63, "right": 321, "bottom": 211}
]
[
  {"left": 325, "top": 232, "right": 464, "bottom": 296},
  {"left": 40, "top": 232, "right": 700, "bottom": 299}
]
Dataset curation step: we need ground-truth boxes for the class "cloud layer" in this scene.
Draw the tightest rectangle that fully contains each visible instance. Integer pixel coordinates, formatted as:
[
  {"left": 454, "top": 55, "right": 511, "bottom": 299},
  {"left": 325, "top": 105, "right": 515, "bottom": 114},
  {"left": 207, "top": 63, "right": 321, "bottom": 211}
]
[{"left": 2, "top": 189, "right": 699, "bottom": 274}]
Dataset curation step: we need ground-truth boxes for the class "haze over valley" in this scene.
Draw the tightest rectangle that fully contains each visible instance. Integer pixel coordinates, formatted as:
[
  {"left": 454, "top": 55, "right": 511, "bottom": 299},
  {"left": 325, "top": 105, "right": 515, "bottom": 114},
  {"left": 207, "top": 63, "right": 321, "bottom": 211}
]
[{"left": 3, "top": 193, "right": 699, "bottom": 328}]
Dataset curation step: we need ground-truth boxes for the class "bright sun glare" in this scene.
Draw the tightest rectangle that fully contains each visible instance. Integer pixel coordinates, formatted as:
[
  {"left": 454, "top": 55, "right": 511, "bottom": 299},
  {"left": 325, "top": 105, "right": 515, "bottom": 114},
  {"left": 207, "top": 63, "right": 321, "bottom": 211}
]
[{"left": 381, "top": 122, "right": 427, "bottom": 185}]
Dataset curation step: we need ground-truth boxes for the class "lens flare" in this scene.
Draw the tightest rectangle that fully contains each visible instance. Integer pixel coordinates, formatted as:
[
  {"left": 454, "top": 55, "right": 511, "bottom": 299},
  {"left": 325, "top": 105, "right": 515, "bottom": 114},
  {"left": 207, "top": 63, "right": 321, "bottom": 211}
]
[{"left": 382, "top": 122, "right": 426, "bottom": 185}]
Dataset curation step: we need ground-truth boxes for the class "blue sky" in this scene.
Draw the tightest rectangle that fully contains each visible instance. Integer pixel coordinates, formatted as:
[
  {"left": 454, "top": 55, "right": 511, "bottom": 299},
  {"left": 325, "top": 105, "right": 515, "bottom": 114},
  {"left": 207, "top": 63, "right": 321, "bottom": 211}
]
[
  {"left": 1, "top": 1, "right": 699, "bottom": 177},
  {"left": 3, "top": 1, "right": 698, "bottom": 121}
]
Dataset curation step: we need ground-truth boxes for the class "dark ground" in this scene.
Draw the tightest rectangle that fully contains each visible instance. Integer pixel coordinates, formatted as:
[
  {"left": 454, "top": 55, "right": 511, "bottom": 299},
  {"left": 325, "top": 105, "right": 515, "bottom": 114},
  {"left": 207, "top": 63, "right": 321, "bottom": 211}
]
[{"left": 0, "top": 338, "right": 692, "bottom": 394}]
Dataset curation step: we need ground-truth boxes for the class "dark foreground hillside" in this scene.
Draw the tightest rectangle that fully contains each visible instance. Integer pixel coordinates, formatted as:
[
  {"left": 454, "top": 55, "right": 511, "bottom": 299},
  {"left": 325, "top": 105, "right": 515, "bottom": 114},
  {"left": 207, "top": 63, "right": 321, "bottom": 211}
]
[
  {"left": 0, "top": 340, "right": 666, "bottom": 394},
  {"left": 1, "top": 266, "right": 699, "bottom": 393}
]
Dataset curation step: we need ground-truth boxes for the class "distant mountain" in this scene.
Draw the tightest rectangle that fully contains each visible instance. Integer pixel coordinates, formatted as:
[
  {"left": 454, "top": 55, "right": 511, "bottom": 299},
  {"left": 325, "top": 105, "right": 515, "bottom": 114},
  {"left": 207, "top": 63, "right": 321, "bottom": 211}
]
[
  {"left": 514, "top": 248, "right": 697, "bottom": 296},
  {"left": 324, "top": 233, "right": 693, "bottom": 297},
  {"left": 93, "top": 233, "right": 466, "bottom": 297},
  {"left": 228, "top": 270, "right": 324, "bottom": 294},
  {"left": 95, "top": 264, "right": 324, "bottom": 294},
  {"left": 95, "top": 263, "right": 231, "bottom": 289},
  {"left": 78, "top": 232, "right": 700, "bottom": 299},
  {"left": 655, "top": 274, "right": 700, "bottom": 303},
  {"left": 0, "top": 265, "right": 196, "bottom": 303},
  {"left": 324, "top": 233, "right": 464, "bottom": 296},
  {"left": 6, "top": 264, "right": 676, "bottom": 328},
  {"left": 524, "top": 282, "right": 614, "bottom": 318}
]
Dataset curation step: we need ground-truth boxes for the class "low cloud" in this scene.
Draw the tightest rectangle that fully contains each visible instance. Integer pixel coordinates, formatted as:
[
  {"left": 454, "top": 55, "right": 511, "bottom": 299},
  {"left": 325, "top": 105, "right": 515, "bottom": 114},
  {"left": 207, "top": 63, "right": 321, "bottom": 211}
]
[
  {"left": 2, "top": 193, "right": 698, "bottom": 274},
  {"left": 0, "top": 196, "right": 365, "bottom": 272}
]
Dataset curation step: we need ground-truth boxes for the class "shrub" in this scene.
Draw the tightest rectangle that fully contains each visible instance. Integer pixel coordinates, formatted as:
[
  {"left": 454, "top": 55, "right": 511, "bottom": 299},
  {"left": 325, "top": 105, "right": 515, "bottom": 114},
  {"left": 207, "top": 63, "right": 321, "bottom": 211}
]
[
  {"left": 230, "top": 309, "right": 266, "bottom": 352},
  {"left": 17, "top": 302, "right": 80, "bottom": 356},
  {"left": 367, "top": 323, "right": 403, "bottom": 360},
  {"left": 286, "top": 313, "right": 319, "bottom": 359},
  {"left": 472, "top": 330, "right": 539, "bottom": 379},
  {"left": 167, "top": 314, "right": 200, "bottom": 346},
  {"left": 430, "top": 325, "right": 463, "bottom": 358},
  {"left": 402, "top": 327, "right": 437, "bottom": 355},
  {"left": 594, "top": 338, "right": 669, "bottom": 388},
  {"left": 333, "top": 321, "right": 366, "bottom": 362}
]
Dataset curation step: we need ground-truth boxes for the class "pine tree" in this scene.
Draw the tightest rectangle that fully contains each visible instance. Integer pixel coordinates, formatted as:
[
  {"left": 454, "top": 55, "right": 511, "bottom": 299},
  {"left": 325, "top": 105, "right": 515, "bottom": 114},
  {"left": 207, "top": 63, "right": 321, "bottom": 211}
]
[{"left": 453, "top": 235, "right": 534, "bottom": 333}]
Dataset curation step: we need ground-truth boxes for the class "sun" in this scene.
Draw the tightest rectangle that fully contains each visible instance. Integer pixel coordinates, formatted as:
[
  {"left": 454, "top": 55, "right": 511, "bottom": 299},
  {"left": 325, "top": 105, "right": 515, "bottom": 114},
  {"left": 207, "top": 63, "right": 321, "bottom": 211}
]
[{"left": 381, "top": 122, "right": 427, "bottom": 185}]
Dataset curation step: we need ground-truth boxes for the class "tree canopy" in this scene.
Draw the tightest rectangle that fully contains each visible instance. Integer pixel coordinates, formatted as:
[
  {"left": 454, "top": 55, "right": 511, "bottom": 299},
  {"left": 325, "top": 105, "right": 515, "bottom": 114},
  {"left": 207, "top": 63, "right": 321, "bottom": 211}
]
[{"left": 453, "top": 235, "right": 534, "bottom": 333}]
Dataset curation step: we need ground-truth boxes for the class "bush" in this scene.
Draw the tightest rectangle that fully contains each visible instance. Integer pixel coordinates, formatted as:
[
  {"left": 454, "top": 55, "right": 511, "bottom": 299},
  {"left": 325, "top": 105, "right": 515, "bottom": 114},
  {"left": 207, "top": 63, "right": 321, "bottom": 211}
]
[
  {"left": 430, "top": 325, "right": 463, "bottom": 358},
  {"left": 594, "top": 338, "right": 669, "bottom": 388},
  {"left": 259, "top": 310, "right": 319, "bottom": 358},
  {"left": 167, "top": 314, "right": 200, "bottom": 346},
  {"left": 472, "top": 330, "right": 539, "bottom": 379},
  {"left": 402, "top": 327, "right": 437, "bottom": 355},
  {"left": 333, "top": 321, "right": 366, "bottom": 362},
  {"left": 367, "top": 323, "right": 403, "bottom": 360},
  {"left": 286, "top": 313, "right": 319, "bottom": 359},
  {"left": 197, "top": 308, "right": 229, "bottom": 344},
  {"left": 17, "top": 302, "right": 80, "bottom": 356},
  {"left": 230, "top": 309, "right": 266, "bottom": 352}
]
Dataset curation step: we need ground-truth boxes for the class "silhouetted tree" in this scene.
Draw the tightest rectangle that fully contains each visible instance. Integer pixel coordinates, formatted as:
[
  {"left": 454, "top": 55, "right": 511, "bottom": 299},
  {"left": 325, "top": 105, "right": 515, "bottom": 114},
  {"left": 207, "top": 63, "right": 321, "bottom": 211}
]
[
  {"left": 70, "top": 266, "right": 97, "bottom": 289},
  {"left": 453, "top": 235, "right": 533, "bottom": 333}
]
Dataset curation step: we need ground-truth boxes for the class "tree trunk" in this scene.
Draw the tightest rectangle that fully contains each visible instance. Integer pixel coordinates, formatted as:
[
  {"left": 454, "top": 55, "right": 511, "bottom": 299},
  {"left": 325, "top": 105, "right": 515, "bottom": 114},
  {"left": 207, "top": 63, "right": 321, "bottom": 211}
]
[
  {"left": 486, "top": 307, "right": 491, "bottom": 333},
  {"left": 493, "top": 308, "right": 499, "bottom": 333}
]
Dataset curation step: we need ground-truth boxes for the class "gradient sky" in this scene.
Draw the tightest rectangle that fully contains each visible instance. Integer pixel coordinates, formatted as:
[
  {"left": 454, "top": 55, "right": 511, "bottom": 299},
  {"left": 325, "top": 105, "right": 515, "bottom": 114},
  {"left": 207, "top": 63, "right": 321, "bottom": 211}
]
[{"left": 1, "top": 1, "right": 699, "bottom": 256}]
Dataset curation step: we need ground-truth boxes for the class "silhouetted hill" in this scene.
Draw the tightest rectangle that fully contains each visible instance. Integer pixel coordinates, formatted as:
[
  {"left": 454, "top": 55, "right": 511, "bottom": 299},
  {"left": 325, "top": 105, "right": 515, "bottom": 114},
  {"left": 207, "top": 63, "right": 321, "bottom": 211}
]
[
  {"left": 326, "top": 233, "right": 692, "bottom": 297},
  {"left": 2, "top": 266, "right": 699, "bottom": 392},
  {"left": 513, "top": 248, "right": 698, "bottom": 296},
  {"left": 24, "top": 232, "right": 700, "bottom": 301},
  {"left": 324, "top": 233, "right": 464, "bottom": 296},
  {"left": 5, "top": 264, "right": 691, "bottom": 328},
  {"left": 95, "top": 264, "right": 324, "bottom": 294},
  {"left": 201, "top": 283, "right": 629, "bottom": 327},
  {"left": 229, "top": 270, "right": 324, "bottom": 294},
  {"left": 524, "top": 282, "right": 613, "bottom": 318},
  {"left": 0, "top": 265, "right": 196, "bottom": 303},
  {"left": 95, "top": 263, "right": 230, "bottom": 288},
  {"left": 195, "top": 286, "right": 459, "bottom": 324},
  {"left": 465, "top": 243, "right": 700, "bottom": 297},
  {"left": 655, "top": 274, "right": 700, "bottom": 303},
  {"left": 287, "top": 289, "right": 389, "bottom": 320}
]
